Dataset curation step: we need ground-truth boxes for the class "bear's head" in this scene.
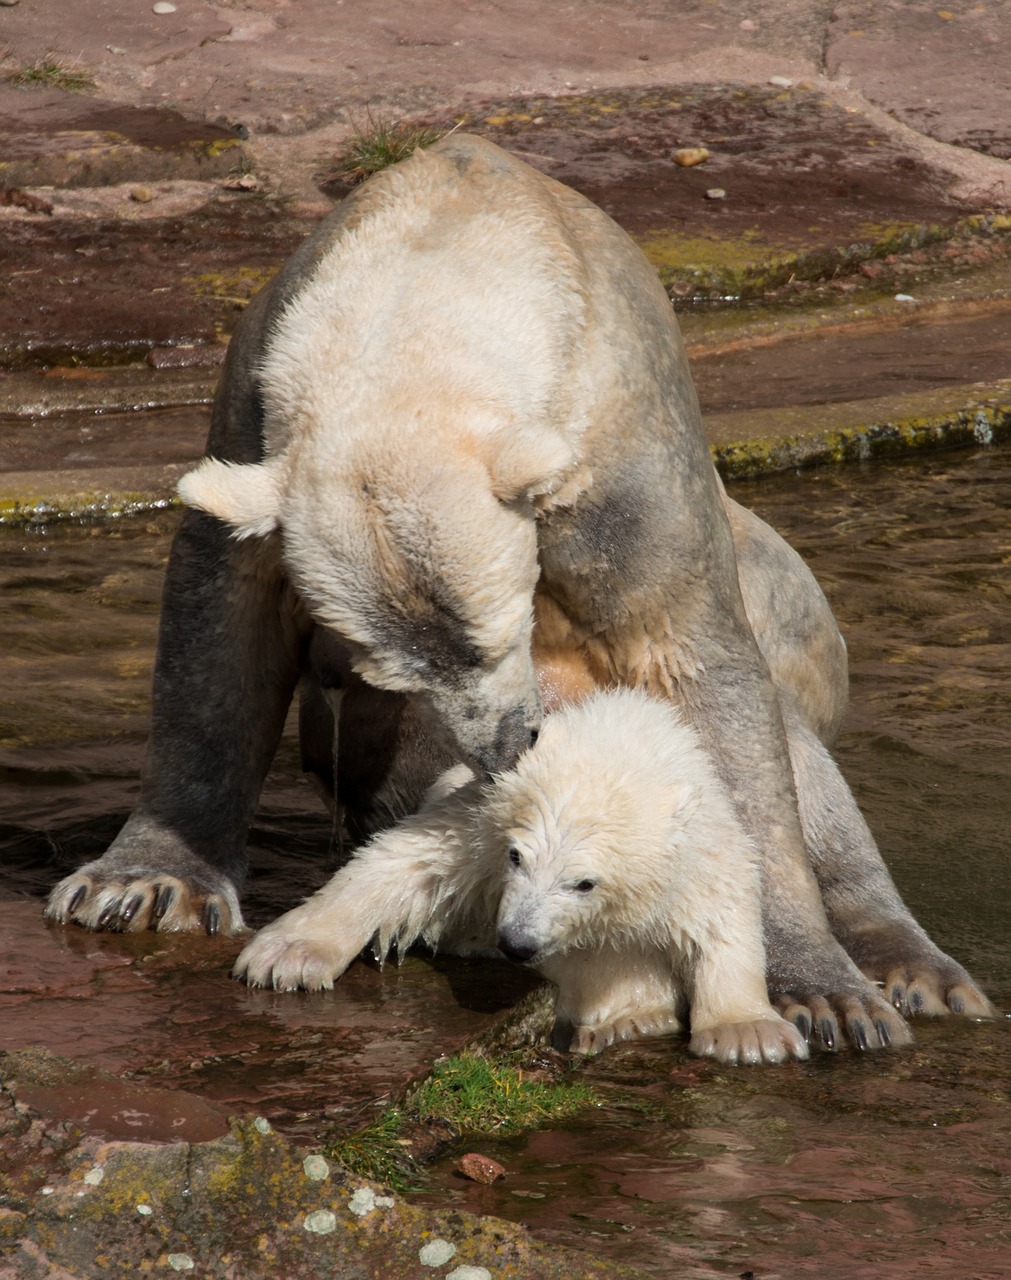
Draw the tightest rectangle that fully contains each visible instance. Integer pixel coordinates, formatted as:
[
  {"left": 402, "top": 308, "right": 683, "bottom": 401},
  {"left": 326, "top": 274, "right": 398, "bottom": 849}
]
[
  {"left": 177, "top": 431, "right": 569, "bottom": 775},
  {"left": 482, "top": 689, "right": 714, "bottom": 962}
]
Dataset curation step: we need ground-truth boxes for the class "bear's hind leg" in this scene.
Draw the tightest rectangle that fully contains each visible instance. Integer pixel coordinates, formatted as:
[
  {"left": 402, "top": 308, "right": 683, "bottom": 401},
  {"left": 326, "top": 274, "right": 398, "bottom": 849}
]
[{"left": 789, "top": 716, "right": 995, "bottom": 1020}]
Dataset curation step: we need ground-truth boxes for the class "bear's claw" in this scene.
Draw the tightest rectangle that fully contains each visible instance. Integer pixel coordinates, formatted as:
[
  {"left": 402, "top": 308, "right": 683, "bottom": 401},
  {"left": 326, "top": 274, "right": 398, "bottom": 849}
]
[
  {"left": 777, "top": 990, "right": 913, "bottom": 1052},
  {"left": 45, "top": 870, "right": 244, "bottom": 936}
]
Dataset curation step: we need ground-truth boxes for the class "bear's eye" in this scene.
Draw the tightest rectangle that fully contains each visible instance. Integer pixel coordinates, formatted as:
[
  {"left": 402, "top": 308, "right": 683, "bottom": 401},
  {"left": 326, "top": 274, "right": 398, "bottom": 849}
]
[
  {"left": 508, "top": 847, "right": 522, "bottom": 867},
  {"left": 574, "top": 879, "right": 597, "bottom": 893}
]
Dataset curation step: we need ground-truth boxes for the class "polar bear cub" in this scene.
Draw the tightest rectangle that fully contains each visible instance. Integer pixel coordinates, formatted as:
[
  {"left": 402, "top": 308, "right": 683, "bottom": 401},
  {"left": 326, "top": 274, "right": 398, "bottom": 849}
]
[{"left": 234, "top": 689, "right": 808, "bottom": 1065}]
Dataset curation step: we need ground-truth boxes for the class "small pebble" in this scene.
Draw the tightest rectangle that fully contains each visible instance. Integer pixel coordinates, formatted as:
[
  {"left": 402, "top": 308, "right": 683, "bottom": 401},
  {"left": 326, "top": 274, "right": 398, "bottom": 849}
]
[
  {"left": 894, "top": 293, "right": 916, "bottom": 302},
  {"left": 303, "top": 1209, "right": 337, "bottom": 1235},
  {"left": 253, "top": 1117, "right": 271, "bottom": 1134},
  {"left": 130, "top": 186, "right": 155, "bottom": 204},
  {"left": 83, "top": 1167, "right": 105, "bottom": 1187},
  {"left": 457, "top": 1152, "right": 506, "bottom": 1185},
  {"left": 672, "top": 146, "right": 709, "bottom": 167},
  {"left": 419, "top": 1239, "right": 457, "bottom": 1266},
  {"left": 153, "top": 1, "right": 177, "bottom": 11},
  {"left": 446, "top": 1268, "right": 493, "bottom": 1280},
  {"left": 136, "top": 1204, "right": 154, "bottom": 1216},
  {"left": 739, "top": 18, "right": 757, "bottom": 30},
  {"left": 705, "top": 188, "right": 727, "bottom": 200},
  {"left": 167, "top": 1256, "right": 195, "bottom": 1273},
  {"left": 106, "top": 45, "right": 127, "bottom": 55}
]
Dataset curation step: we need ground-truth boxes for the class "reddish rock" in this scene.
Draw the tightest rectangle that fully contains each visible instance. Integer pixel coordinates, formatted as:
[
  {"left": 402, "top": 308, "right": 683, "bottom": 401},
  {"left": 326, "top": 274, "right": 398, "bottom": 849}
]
[{"left": 458, "top": 1152, "right": 507, "bottom": 1184}]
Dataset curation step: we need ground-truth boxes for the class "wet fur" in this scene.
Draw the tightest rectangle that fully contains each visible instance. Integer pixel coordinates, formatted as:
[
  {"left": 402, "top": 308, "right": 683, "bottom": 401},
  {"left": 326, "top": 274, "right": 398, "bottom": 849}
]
[{"left": 234, "top": 689, "right": 809, "bottom": 1066}]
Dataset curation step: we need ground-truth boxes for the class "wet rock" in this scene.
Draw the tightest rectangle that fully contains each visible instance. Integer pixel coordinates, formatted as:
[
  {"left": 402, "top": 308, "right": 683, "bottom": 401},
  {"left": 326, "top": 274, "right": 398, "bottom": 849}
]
[
  {"left": 672, "top": 145, "right": 710, "bottom": 167},
  {"left": 457, "top": 1152, "right": 507, "bottom": 1184},
  {"left": 0, "top": 1051, "right": 640, "bottom": 1280}
]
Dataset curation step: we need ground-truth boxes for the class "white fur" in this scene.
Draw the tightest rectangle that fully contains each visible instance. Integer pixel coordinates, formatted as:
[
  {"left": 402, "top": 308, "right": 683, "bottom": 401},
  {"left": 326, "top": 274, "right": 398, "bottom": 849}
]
[
  {"left": 234, "top": 689, "right": 809, "bottom": 1066},
  {"left": 174, "top": 143, "right": 603, "bottom": 763}
]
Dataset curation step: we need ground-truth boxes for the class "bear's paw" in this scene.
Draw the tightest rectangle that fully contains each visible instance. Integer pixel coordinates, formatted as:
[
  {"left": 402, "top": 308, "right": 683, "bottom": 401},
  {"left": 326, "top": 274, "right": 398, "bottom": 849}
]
[
  {"left": 45, "top": 870, "right": 242, "bottom": 936},
  {"left": 880, "top": 965, "right": 997, "bottom": 1021},
  {"left": 776, "top": 990, "right": 914, "bottom": 1052},
  {"left": 689, "top": 1016, "right": 810, "bottom": 1066}
]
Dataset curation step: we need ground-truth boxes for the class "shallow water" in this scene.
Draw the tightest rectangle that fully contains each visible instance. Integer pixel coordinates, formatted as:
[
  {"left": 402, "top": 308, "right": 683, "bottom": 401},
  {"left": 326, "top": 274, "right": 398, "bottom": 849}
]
[{"left": 1, "top": 444, "right": 1009, "bottom": 1275}]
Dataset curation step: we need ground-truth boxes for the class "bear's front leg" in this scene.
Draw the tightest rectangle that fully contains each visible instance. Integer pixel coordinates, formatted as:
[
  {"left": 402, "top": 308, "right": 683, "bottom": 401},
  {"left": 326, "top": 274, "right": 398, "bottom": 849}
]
[{"left": 46, "top": 510, "right": 302, "bottom": 936}]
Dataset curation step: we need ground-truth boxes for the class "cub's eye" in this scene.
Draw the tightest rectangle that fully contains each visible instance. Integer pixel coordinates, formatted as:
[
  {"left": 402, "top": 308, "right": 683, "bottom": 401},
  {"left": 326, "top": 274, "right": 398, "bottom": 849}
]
[
  {"left": 508, "top": 847, "right": 522, "bottom": 867},
  {"left": 574, "top": 879, "right": 597, "bottom": 893}
]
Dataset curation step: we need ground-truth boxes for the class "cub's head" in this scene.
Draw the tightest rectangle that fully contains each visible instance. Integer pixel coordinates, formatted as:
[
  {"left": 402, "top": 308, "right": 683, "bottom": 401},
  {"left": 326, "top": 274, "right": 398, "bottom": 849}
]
[
  {"left": 178, "top": 436, "right": 565, "bottom": 775},
  {"left": 482, "top": 689, "right": 711, "bottom": 962}
]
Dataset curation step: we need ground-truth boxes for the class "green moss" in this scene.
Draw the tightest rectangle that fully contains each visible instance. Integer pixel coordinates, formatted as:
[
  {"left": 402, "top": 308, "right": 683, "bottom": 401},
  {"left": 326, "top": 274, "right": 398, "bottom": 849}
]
[
  {"left": 409, "top": 1053, "right": 597, "bottom": 1134},
  {"left": 323, "top": 1049, "right": 596, "bottom": 1190},
  {"left": 185, "top": 265, "right": 276, "bottom": 308},
  {"left": 640, "top": 219, "right": 963, "bottom": 300}
]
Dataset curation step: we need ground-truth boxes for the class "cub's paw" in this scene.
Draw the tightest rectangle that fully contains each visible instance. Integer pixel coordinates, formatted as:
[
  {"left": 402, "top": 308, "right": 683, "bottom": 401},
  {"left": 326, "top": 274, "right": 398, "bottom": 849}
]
[
  {"left": 233, "top": 926, "right": 360, "bottom": 992},
  {"left": 776, "top": 989, "right": 913, "bottom": 1053},
  {"left": 46, "top": 869, "right": 242, "bottom": 936},
  {"left": 690, "top": 1016, "right": 810, "bottom": 1066},
  {"left": 566, "top": 1007, "right": 682, "bottom": 1056}
]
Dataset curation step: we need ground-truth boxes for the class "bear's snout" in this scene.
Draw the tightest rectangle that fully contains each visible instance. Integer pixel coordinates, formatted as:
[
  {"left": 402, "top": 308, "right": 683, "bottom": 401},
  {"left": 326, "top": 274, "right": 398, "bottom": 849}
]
[{"left": 497, "top": 928, "right": 540, "bottom": 964}]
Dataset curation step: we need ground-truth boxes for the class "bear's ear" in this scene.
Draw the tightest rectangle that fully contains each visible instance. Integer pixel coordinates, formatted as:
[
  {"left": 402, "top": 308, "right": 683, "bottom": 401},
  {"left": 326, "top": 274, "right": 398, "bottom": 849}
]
[
  {"left": 489, "top": 431, "right": 575, "bottom": 502},
  {"left": 177, "top": 456, "right": 283, "bottom": 539}
]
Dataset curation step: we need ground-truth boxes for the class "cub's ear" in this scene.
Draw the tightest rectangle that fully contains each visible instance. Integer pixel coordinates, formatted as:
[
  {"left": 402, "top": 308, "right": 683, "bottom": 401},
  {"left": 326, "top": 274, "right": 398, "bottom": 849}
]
[
  {"left": 177, "top": 457, "right": 282, "bottom": 539},
  {"left": 489, "top": 431, "right": 575, "bottom": 502}
]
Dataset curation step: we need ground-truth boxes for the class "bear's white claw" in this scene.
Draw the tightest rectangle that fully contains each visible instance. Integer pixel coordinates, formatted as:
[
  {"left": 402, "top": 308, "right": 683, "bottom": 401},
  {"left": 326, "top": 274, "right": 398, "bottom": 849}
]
[
  {"left": 689, "top": 1017, "right": 810, "bottom": 1066},
  {"left": 232, "top": 928, "right": 359, "bottom": 992}
]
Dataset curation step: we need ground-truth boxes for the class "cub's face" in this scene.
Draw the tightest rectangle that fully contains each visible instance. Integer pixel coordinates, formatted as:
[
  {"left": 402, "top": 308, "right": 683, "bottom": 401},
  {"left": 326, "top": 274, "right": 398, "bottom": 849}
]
[{"left": 494, "top": 828, "right": 612, "bottom": 963}]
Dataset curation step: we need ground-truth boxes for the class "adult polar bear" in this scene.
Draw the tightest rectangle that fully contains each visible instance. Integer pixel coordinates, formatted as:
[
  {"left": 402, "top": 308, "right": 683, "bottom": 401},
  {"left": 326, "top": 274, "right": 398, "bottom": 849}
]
[{"left": 46, "top": 134, "right": 989, "bottom": 1048}]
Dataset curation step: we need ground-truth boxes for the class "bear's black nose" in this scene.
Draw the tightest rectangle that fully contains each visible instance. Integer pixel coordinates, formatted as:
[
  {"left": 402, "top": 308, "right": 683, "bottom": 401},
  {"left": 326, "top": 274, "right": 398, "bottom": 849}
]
[{"left": 497, "top": 933, "right": 539, "bottom": 964}]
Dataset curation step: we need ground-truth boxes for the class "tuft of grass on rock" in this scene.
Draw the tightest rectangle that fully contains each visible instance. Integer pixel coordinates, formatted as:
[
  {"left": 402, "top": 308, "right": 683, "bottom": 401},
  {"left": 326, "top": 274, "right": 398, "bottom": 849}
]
[
  {"left": 325, "top": 1108, "right": 421, "bottom": 1193},
  {"left": 7, "top": 54, "right": 97, "bottom": 94},
  {"left": 331, "top": 117, "right": 445, "bottom": 185}
]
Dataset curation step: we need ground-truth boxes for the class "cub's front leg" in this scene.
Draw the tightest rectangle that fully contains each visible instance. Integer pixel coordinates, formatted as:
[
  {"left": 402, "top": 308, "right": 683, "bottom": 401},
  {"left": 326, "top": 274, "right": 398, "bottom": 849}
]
[{"left": 234, "top": 772, "right": 483, "bottom": 990}]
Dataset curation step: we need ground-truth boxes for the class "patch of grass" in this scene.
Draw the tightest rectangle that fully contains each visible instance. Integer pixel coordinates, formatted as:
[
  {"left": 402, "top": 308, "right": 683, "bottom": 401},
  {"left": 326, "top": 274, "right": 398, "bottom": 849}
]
[
  {"left": 331, "top": 116, "right": 445, "bottom": 185},
  {"left": 323, "top": 1052, "right": 597, "bottom": 1190},
  {"left": 325, "top": 1108, "right": 421, "bottom": 1193},
  {"left": 410, "top": 1053, "right": 597, "bottom": 1135},
  {"left": 7, "top": 54, "right": 97, "bottom": 94}
]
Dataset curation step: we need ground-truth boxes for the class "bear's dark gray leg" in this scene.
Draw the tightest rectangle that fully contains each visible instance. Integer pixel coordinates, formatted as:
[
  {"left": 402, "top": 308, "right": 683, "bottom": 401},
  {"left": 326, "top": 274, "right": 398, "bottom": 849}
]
[
  {"left": 45, "top": 508, "right": 303, "bottom": 934},
  {"left": 787, "top": 716, "right": 996, "bottom": 1020}
]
